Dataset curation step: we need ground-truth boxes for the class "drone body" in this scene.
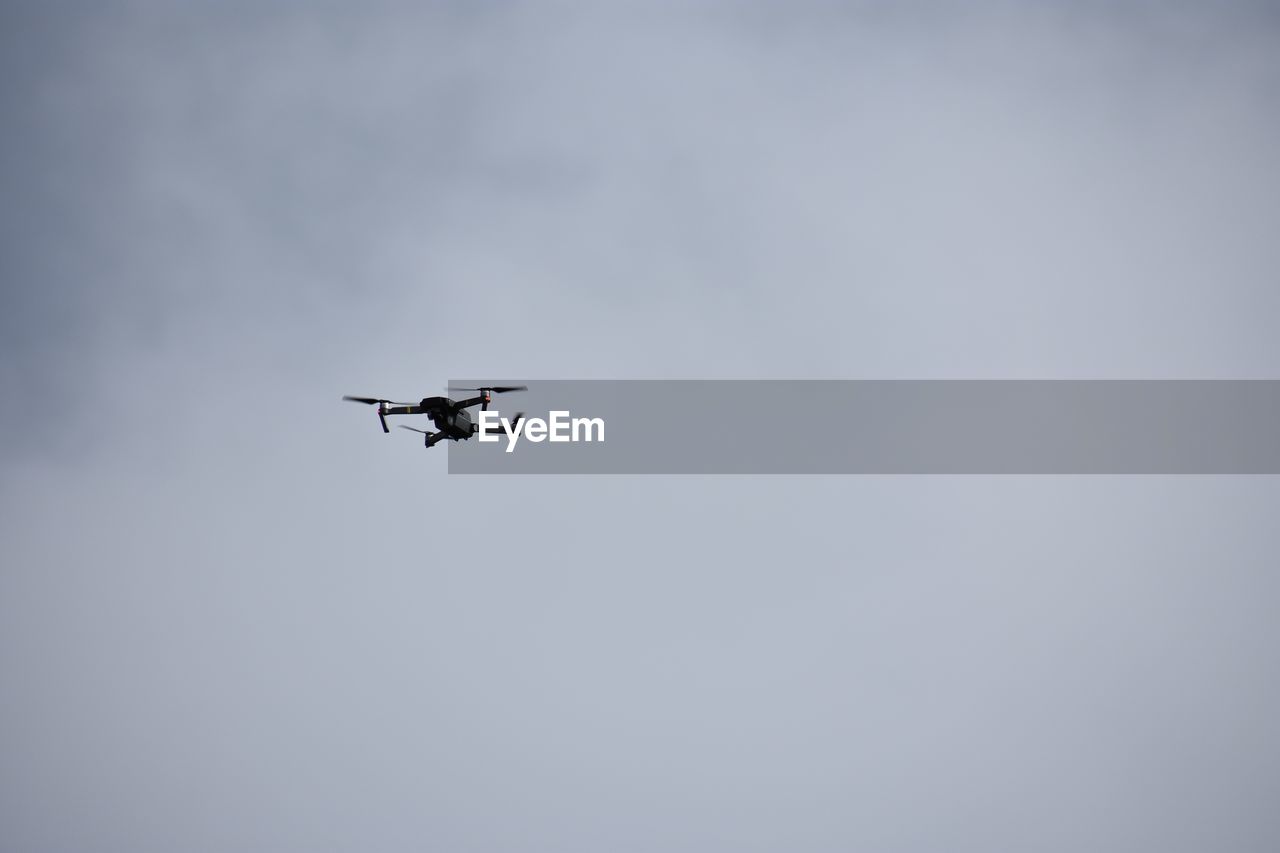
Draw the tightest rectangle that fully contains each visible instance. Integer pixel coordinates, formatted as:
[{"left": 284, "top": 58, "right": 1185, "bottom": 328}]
[{"left": 343, "top": 386, "right": 526, "bottom": 448}]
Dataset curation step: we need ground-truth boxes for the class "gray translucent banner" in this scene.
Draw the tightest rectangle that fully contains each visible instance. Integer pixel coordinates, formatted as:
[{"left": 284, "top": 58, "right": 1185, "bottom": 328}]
[{"left": 447, "top": 381, "right": 1280, "bottom": 474}]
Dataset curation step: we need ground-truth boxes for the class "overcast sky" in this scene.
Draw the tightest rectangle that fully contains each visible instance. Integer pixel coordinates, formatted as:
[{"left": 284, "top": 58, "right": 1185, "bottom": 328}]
[{"left": 3, "top": 2, "right": 1279, "bottom": 851}]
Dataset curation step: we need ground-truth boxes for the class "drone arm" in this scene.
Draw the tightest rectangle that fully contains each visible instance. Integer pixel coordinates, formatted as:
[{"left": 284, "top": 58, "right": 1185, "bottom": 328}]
[
  {"left": 379, "top": 404, "right": 425, "bottom": 434},
  {"left": 449, "top": 386, "right": 523, "bottom": 412}
]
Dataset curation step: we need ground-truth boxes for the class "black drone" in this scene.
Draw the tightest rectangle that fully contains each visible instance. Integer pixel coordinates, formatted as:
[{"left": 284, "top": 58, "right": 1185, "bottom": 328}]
[{"left": 343, "top": 385, "right": 526, "bottom": 448}]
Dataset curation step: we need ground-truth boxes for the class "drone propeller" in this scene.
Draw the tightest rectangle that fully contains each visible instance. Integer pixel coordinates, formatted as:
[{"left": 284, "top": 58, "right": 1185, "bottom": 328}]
[
  {"left": 398, "top": 424, "right": 439, "bottom": 447},
  {"left": 447, "top": 385, "right": 528, "bottom": 394},
  {"left": 343, "top": 395, "right": 413, "bottom": 406}
]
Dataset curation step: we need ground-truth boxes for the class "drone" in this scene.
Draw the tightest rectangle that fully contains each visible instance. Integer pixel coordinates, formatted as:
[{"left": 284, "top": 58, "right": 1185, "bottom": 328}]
[{"left": 343, "top": 385, "right": 526, "bottom": 448}]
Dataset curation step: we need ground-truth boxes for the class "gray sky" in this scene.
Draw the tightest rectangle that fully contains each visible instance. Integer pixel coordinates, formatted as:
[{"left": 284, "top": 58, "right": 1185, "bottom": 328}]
[{"left": 2, "top": 2, "right": 1279, "bottom": 851}]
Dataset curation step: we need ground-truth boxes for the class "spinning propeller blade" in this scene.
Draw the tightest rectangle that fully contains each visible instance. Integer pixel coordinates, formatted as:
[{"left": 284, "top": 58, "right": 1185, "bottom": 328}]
[
  {"left": 399, "top": 424, "right": 438, "bottom": 447},
  {"left": 447, "top": 385, "right": 528, "bottom": 394},
  {"left": 343, "top": 395, "right": 413, "bottom": 406}
]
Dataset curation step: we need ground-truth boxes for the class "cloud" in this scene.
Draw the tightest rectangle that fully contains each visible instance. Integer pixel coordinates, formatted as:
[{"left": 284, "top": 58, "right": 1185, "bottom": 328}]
[{"left": 2, "top": 3, "right": 1279, "bottom": 850}]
